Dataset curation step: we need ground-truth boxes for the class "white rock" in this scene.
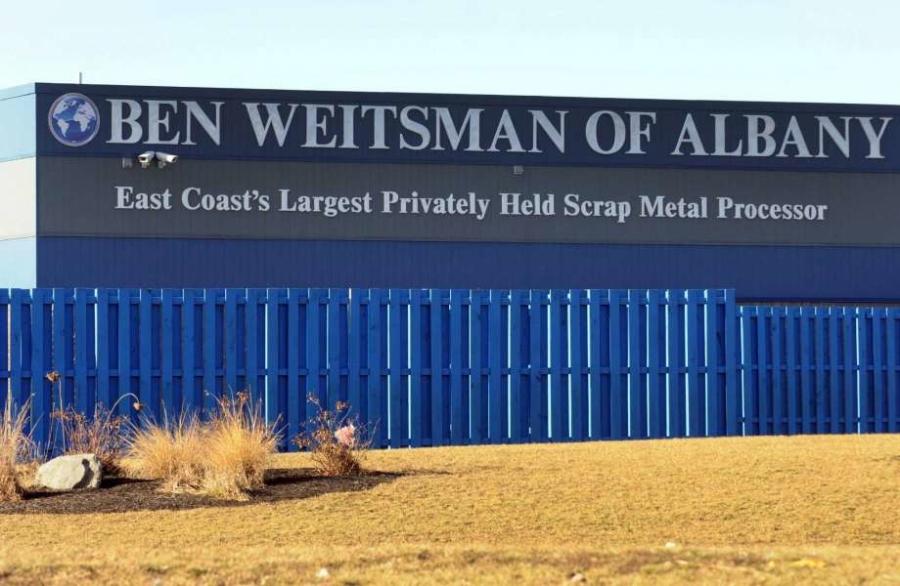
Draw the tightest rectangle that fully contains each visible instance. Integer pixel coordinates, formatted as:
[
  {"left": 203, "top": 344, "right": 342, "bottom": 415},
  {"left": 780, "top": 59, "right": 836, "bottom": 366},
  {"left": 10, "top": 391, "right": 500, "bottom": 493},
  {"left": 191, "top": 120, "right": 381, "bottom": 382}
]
[
  {"left": 316, "top": 567, "right": 330, "bottom": 579},
  {"left": 36, "top": 454, "right": 103, "bottom": 491}
]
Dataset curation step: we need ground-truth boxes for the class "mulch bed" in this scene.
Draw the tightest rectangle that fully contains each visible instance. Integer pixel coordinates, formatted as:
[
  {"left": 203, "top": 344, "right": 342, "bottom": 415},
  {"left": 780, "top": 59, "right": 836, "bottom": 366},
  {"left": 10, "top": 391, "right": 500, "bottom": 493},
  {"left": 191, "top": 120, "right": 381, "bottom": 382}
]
[{"left": 0, "top": 469, "right": 400, "bottom": 515}]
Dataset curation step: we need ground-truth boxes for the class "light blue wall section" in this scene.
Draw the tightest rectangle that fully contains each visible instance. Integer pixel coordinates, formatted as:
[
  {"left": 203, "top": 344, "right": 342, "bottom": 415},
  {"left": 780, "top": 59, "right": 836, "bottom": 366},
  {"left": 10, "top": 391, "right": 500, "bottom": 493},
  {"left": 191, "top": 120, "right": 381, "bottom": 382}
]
[
  {"left": 0, "top": 237, "right": 36, "bottom": 287},
  {"left": 0, "top": 84, "right": 36, "bottom": 162}
]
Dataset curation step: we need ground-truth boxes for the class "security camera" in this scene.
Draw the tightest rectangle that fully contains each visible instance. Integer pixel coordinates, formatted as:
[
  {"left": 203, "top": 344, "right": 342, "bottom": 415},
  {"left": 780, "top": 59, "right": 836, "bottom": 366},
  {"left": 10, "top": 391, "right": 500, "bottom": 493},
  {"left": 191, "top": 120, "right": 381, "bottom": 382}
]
[
  {"left": 137, "top": 151, "right": 156, "bottom": 168},
  {"left": 156, "top": 152, "right": 178, "bottom": 168}
]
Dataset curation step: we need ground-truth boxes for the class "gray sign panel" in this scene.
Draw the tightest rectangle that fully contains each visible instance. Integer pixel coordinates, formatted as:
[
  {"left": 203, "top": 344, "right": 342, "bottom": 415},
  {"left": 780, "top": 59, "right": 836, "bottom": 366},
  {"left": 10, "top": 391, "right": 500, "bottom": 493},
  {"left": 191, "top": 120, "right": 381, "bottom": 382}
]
[{"left": 37, "top": 157, "right": 900, "bottom": 246}]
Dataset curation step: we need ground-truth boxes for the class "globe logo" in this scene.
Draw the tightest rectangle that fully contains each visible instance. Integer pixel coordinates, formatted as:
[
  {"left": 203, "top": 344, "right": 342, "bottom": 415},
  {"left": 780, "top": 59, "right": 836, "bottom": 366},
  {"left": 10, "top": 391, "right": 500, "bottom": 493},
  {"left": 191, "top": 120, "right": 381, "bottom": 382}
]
[{"left": 48, "top": 93, "right": 100, "bottom": 147}]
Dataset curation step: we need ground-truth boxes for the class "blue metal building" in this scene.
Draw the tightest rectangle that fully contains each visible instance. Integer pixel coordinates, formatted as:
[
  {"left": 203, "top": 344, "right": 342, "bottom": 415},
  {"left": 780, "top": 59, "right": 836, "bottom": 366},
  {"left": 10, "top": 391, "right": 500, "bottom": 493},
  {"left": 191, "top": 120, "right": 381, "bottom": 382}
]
[{"left": 3, "top": 82, "right": 900, "bottom": 301}]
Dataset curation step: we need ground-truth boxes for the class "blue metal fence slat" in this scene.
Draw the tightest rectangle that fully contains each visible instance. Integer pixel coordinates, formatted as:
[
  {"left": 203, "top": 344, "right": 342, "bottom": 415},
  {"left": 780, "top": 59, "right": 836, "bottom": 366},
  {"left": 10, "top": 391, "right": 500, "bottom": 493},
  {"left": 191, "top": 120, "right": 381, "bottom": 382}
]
[
  {"left": 703, "top": 290, "right": 720, "bottom": 437},
  {"left": 327, "top": 289, "right": 344, "bottom": 413},
  {"left": 608, "top": 290, "right": 626, "bottom": 440},
  {"left": 32, "top": 290, "right": 52, "bottom": 447},
  {"left": 549, "top": 290, "right": 564, "bottom": 441},
  {"left": 798, "top": 307, "right": 813, "bottom": 434},
  {"left": 433, "top": 289, "right": 449, "bottom": 445},
  {"left": 326, "top": 290, "right": 341, "bottom": 413},
  {"left": 888, "top": 309, "right": 899, "bottom": 433},
  {"left": 201, "top": 289, "right": 217, "bottom": 417},
  {"left": 782, "top": 307, "right": 797, "bottom": 435},
  {"left": 389, "top": 289, "right": 409, "bottom": 447},
  {"left": 450, "top": 290, "right": 466, "bottom": 445},
  {"left": 288, "top": 288, "right": 304, "bottom": 446},
  {"left": 224, "top": 289, "right": 240, "bottom": 397},
  {"left": 348, "top": 289, "right": 365, "bottom": 427},
  {"left": 570, "top": 289, "right": 588, "bottom": 441},
  {"left": 740, "top": 306, "right": 753, "bottom": 435},
  {"left": 814, "top": 308, "right": 826, "bottom": 434},
  {"left": 138, "top": 289, "right": 154, "bottom": 416},
  {"left": 265, "top": 289, "right": 285, "bottom": 445},
  {"left": 771, "top": 307, "right": 785, "bottom": 435},
  {"left": 376, "top": 290, "right": 389, "bottom": 448},
  {"left": 183, "top": 289, "right": 202, "bottom": 416},
  {"left": 873, "top": 308, "right": 885, "bottom": 433},
  {"left": 627, "top": 289, "right": 644, "bottom": 439},
  {"left": 246, "top": 289, "right": 265, "bottom": 402},
  {"left": 51, "top": 289, "right": 69, "bottom": 429},
  {"left": 686, "top": 290, "right": 704, "bottom": 437},
  {"left": 859, "top": 309, "right": 872, "bottom": 433},
  {"left": 843, "top": 308, "right": 857, "bottom": 434},
  {"left": 828, "top": 308, "right": 841, "bottom": 434},
  {"left": 160, "top": 290, "right": 176, "bottom": 419},
  {"left": 471, "top": 290, "right": 489, "bottom": 444},
  {"left": 667, "top": 290, "right": 686, "bottom": 437},
  {"left": 724, "top": 290, "right": 739, "bottom": 436},
  {"left": 588, "top": 290, "right": 608, "bottom": 440},
  {"left": 410, "top": 289, "right": 425, "bottom": 447},
  {"left": 508, "top": 290, "right": 525, "bottom": 444},
  {"left": 0, "top": 290, "right": 9, "bottom": 412},
  {"left": 488, "top": 290, "right": 505, "bottom": 443},
  {"left": 757, "top": 306, "right": 770, "bottom": 435},
  {"left": 96, "top": 290, "right": 111, "bottom": 411},
  {"left": 529, "top": 290, "right": 548, "bottom": 442},
  {"left": 10, "top": 291, "right": 29, "bottom": 416},
  {"left": 647, "top": 290, "right": 665, "bottom": 438}
]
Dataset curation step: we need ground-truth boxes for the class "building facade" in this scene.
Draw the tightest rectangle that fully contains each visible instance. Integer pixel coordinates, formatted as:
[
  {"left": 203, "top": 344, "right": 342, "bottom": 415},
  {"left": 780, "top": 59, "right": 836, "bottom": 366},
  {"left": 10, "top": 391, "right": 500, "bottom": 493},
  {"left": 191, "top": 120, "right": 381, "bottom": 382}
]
[{"left": 2, "top": 82, "right": 900, "bottom": 300}]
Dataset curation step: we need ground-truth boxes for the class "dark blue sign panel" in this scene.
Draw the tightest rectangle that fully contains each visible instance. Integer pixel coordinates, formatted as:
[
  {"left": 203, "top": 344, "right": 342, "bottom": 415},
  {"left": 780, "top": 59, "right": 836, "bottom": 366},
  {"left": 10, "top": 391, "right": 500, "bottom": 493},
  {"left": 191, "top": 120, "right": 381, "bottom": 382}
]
[{"left": 35, "top": 83, "right": 900, "bottom": 172}]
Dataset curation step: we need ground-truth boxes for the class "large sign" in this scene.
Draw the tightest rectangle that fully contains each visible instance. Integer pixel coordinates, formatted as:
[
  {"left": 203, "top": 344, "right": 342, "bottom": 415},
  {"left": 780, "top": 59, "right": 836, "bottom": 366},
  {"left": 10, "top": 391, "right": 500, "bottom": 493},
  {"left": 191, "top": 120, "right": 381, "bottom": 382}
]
[
  {"left": 30, "top": 83, "right": 900, "bottom": 250},
  {"left": 35, "top": 83, "right": 900, "bottom": 172},
  {"left": 35, "top": 158, "right": 900, "bottom": 246}
]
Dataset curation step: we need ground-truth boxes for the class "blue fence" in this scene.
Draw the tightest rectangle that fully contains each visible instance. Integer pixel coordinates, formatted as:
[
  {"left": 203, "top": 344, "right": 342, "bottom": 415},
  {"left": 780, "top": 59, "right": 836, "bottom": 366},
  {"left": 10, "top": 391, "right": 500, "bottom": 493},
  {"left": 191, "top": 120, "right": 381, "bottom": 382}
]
[{"left": 0, "top": 288, "right": 898, "bottom": 450}]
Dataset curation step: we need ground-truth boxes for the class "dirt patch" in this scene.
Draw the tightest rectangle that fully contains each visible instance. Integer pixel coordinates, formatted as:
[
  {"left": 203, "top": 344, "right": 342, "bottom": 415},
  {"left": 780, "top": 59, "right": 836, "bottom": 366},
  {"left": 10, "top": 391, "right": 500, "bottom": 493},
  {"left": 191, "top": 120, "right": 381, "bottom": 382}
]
[{"left": 0, "top": 468, "right": 399, "bottom": 515}]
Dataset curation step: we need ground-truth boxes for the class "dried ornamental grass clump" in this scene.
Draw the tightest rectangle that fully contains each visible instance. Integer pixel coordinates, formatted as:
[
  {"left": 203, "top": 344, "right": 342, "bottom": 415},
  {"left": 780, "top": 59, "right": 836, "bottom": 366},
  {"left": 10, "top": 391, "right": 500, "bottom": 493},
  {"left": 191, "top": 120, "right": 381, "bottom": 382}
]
[
  {"left": 0, "top": 392, "right": 34, "bottom": 502},
  {"left": 124, "top": 414, "right": 206, "bottom": 493},
  {"left": 124, "top": 392, "right": 278, "bottom": 500},
  {"left": 295, "top": 396, "right": 369, "bottom": 477},
  {"left": 201, "top": 393, "right": 278, "bottom": 500}
]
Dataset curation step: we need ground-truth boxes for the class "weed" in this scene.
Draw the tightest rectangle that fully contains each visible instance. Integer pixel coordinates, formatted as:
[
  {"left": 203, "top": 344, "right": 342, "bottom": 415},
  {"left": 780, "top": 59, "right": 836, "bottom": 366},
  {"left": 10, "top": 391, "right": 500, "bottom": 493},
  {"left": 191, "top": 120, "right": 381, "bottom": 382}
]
[
  {"left": 0, "top": 391, "right": 34, "bottom": 501},
  {"left": 295, "top": 395, "right": 370, "bottom": 477},
  {"left": 51, "top": 404, "right": 129, "bottom": 474}
]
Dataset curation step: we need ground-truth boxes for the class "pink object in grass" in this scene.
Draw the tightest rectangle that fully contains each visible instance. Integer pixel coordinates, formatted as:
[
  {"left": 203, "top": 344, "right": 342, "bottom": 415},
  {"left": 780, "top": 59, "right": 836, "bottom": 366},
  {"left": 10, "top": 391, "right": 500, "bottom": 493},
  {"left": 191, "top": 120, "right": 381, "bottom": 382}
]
[{"left": 334, "top": 424, "right": 356, "bottom": 447}]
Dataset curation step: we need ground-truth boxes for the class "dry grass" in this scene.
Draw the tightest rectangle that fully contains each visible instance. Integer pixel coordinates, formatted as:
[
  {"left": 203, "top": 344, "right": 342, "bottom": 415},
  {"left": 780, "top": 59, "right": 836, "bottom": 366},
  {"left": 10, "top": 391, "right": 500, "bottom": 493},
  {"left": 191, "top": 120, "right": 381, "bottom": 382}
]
[
  {"left": 0, "top": 434, "right": 898, "bottom": 584},
  {"left": 200, "top": 394, "right": 278, "bottom": 500},
  {"left": 124, "top": 414, "right": 205, "bottom": 493},
  {"left": 0, "top": 393, "right": 32, "bottom": 502},
  {"left": 52, "top": 405, "right": 129, "bottom": 474},
  {"left": 125, "top": 394, "right": 277, "bottom": 499}
]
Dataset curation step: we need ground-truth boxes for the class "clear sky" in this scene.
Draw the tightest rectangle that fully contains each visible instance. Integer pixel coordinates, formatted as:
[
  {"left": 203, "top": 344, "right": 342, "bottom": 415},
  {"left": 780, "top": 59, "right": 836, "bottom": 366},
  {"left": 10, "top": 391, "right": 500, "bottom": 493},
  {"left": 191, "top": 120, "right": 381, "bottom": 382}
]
[{"left": 0, "top": 0, "right": 896, "bottom": 103}]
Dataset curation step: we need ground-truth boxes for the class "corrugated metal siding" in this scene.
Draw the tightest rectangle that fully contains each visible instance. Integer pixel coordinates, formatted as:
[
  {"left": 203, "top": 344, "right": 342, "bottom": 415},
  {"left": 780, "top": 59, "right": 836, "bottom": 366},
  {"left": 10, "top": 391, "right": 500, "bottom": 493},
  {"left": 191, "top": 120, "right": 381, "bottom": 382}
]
[{"left": 36, "top": 236, "right": 900, "bottom": 302}]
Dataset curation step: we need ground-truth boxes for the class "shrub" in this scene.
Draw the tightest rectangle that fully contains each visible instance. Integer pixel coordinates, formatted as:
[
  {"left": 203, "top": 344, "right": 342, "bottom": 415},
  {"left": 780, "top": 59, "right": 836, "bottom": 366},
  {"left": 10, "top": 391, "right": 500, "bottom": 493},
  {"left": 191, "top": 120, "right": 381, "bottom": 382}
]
[
  {"left": 124, "top": 413, "right": 206, "bottom": 493},
  {"left": 52, "top": 404, "right": 129, "bottom": 474},
  {"left": 0, "top": 392, "right": 33, "bottom": 502},
  {"left": 295, "top": 396, "right": 369, "bottom": 477},
  {"left": 125, "top": 392, "right": 278, "bottom": 500}
]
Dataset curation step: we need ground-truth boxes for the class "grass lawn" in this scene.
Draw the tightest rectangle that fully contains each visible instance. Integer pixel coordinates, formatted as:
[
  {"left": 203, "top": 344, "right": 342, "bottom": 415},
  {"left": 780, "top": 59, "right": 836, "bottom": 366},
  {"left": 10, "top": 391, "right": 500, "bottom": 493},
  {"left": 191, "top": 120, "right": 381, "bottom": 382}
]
[{"left": 0, "top": 434, "right": 898, "bottom": 584}]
